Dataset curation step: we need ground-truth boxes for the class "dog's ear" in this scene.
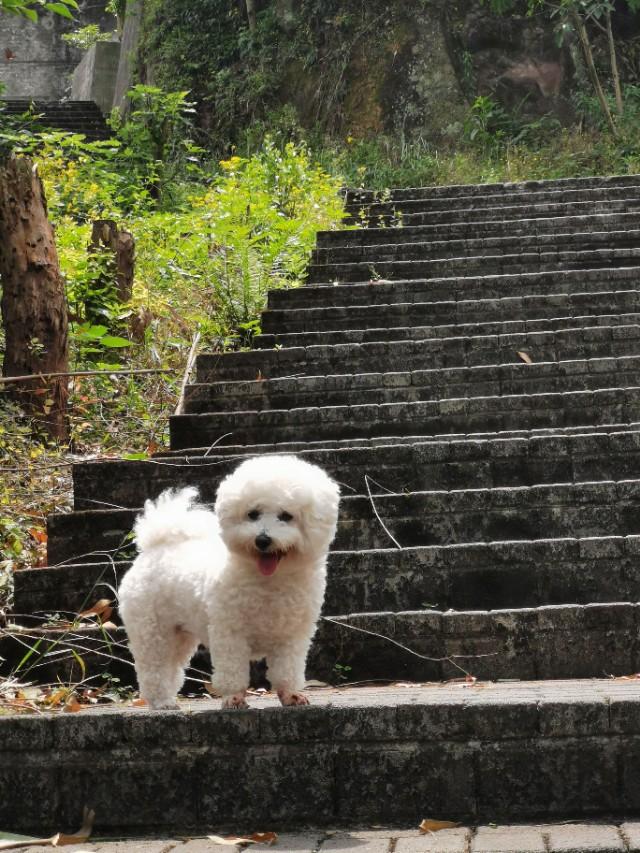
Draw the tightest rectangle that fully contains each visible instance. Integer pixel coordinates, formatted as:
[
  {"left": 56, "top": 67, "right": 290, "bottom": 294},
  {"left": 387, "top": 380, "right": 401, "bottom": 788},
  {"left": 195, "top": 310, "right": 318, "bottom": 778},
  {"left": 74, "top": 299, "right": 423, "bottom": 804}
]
[{"left": 298, "top": 471, "right": 340, "bottom": 550}]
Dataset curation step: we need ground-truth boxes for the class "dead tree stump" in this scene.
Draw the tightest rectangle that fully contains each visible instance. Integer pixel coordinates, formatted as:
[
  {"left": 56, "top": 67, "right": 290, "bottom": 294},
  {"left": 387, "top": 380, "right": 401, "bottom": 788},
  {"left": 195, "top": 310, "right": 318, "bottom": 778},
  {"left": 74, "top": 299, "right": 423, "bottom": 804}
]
[{"left": 0, "top": 155, "right": 69, "bottom": 441}]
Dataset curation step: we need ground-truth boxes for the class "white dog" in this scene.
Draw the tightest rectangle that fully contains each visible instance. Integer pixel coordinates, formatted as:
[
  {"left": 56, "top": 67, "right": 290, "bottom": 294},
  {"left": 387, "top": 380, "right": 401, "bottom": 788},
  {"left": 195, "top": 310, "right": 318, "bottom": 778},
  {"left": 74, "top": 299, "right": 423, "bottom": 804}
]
[{"left": 118, "top": 455, "right": 340, "bottom": 710}]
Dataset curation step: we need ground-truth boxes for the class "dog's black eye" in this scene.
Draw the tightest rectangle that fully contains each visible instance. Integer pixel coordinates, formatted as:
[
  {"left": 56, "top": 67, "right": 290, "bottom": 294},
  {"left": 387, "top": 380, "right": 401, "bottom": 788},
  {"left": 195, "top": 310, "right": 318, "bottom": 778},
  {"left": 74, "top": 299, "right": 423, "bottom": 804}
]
[
  {"left": 278, "top": 511, "right": 293, "bottom": 522},
  {"left": 247, "top": 509, "right": 261, "bottom": 521}
]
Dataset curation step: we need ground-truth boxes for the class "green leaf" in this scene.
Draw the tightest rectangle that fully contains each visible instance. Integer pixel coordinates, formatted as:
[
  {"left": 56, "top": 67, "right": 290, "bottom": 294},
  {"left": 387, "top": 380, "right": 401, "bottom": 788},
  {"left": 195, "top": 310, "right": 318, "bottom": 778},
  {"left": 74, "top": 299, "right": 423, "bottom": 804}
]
[
  {"left": 45, "top": 1, "right": 74, "bottom": 17},
  {"left": 100, "top": 335, "right": 130, "bottom": 348},
  {"left": 122, "top": 452, "right": 150, "bottom": 460}
]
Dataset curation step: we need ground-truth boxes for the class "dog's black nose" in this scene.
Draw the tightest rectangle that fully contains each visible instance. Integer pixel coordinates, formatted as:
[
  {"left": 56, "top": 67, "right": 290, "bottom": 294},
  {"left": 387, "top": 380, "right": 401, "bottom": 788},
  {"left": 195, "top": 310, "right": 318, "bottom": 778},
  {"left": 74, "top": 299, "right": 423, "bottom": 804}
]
[{"left": 255, "top": 533, "right": 272, "bottom": 551}]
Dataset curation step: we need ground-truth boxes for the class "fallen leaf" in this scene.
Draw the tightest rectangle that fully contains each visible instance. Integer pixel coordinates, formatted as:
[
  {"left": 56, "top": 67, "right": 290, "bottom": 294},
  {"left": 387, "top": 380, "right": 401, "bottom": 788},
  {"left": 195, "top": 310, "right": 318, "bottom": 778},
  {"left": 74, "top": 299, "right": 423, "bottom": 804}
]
[
  {"left": 63, "top": 696, "right": 83, "bottom": 713},
  {"left": 419, "top": 819, "right": 461, "bottom": 834},
  {"left": 27, "top": 527, "right": 47, "bottom": 544},
  {"left": 516, "top": 351, "right": 533, "bottom": 364},
  {"left": 131, "top": 698, "right": 148, "bottom": 707},
  {"left": 0, "top": 807, "right": 94, "bottom": 850},
  {"left": 100, "top": 621, "right": 118, "bottom": 631},
  {"left": 207, "top": 833, "right": 277, "bottom": 846},
  {"left": 77, "top": 598, "right": 113, "bottom": 622}
]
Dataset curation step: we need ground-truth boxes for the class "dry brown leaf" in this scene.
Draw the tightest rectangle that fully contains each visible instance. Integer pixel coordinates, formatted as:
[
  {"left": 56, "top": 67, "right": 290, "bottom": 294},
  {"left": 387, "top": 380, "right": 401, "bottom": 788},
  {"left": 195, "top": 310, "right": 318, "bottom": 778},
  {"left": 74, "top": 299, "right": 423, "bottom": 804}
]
[
  {"left": 52, "top": 806, "right": 95, "bottom": 846},
  {"left": 63, "top": 696, "right": 83, "bottom": 713},
  {"left": 132, "top": 698, "right": 148, "bottom": 707},
  {"left": 27, "top": 527, "right": 47, "bottom": 544},
  {"left": 77, "top": 599, "right": 113, "bottom": 622},
  {"left": 516, "top": 351, "right": 533, "bottom": 364},
  {"left": 419, "top": 819, "right": 461, "bottom": 834},
  {"left": 100, "top": 621, "right": 118, "bottom": 631},
  {"left": 0, "top": 807, "right": 94, "bottom": 850},
  {"left": 207, "top": 833, "right": 278, "bottom": 846}
]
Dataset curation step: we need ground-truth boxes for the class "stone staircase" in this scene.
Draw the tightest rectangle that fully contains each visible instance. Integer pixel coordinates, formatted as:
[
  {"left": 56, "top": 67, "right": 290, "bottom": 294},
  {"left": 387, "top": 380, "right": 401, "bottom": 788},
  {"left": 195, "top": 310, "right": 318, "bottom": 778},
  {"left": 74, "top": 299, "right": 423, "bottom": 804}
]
[
  {"left": 1, "top": 99, "right": 110, "bottom": 139},
  {"left": 4, "top": 173, "right": 640, "bottom": 834}
]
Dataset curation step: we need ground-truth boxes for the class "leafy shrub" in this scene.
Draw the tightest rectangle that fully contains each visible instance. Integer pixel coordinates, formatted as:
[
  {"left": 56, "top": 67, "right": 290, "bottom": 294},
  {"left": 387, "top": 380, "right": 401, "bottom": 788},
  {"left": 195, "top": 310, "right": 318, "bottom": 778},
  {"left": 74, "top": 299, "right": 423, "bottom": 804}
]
[{"left": 61, "top": 24, "right": 116, "bottom": 51}]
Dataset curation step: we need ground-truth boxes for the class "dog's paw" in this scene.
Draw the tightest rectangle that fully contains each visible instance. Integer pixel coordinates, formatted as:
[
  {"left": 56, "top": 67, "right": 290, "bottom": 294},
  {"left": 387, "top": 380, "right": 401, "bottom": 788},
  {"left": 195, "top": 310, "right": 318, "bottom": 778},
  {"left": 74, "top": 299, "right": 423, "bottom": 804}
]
[
  {"left": 221, "top": 691, "right": 249, "bottom": 710},
  {"left": 277, "top": 689, "right": 310, "bottom": 707}
]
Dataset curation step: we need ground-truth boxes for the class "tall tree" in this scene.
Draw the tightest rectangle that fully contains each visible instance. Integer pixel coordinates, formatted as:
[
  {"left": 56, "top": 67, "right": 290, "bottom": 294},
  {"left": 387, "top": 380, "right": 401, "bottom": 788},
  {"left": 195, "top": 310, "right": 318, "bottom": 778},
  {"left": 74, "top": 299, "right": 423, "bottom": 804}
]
[{"left": 0, "top": 156, "right": 69, "bottom": 440}]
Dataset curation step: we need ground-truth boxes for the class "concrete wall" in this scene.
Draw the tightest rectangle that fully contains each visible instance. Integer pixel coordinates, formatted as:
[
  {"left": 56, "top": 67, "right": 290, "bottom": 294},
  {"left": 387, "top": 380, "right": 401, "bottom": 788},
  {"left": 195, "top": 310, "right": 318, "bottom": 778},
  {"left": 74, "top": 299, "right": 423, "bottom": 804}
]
[
  {"left": 0, "top": 1, "right": 114, "bottom": 100},
  {"left": 71, "top": 40, "right": 120, "bottom": 113}
]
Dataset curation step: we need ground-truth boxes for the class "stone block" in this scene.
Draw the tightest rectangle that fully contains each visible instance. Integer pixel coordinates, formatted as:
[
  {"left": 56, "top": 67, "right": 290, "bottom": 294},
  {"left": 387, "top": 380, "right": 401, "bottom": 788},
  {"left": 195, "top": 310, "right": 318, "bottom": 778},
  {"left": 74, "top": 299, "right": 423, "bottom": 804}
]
[
  {"left": 472, "top": 825, "right": 546, "bottom": 852},
  {"left": 546, "top": 823, "right": 623, "bottom": 852}
]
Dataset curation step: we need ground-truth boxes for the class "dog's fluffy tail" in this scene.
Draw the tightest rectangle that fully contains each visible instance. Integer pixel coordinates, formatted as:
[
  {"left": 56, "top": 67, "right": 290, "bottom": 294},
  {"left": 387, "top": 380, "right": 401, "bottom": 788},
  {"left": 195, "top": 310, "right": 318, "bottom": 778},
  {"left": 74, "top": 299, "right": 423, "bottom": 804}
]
[{"left": 134, "top": 487, "right": 217, "bottom": 552}]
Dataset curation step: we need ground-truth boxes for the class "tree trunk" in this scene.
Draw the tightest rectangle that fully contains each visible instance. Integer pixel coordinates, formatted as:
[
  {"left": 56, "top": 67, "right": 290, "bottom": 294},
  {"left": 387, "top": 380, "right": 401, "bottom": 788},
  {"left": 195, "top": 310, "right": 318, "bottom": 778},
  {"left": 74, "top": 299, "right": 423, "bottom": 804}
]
[
  {"left": 89, "top": 219, "right": 135, "bottom": 304},
  {"left": 245, "top": 0, "right": 257, "bottom": 32},
  {"left": 0, "top": 155, "right": 69, "bottom": 440},
  {"left": 606, "top": 9, "right": 624, "bottom": 117},
  {"left": 570, "top": 8, "right": 618, "bottom": 136}
]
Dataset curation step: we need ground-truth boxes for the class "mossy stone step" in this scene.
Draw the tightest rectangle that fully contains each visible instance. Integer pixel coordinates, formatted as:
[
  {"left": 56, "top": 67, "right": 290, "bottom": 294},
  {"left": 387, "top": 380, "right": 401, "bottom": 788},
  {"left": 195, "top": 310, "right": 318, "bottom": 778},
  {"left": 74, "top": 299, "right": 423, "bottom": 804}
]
[
  {"left": 196, "top": 322, "right": 640, "bottom": 383},
  {"left": 183, "top": 354, "right": 640, "bottom": 414},
  {"left": 305, "top": 247, "right": 640, "bottom": 285},
  {"left": 45, "top": 478, "right": 640, "bottom": 562}
]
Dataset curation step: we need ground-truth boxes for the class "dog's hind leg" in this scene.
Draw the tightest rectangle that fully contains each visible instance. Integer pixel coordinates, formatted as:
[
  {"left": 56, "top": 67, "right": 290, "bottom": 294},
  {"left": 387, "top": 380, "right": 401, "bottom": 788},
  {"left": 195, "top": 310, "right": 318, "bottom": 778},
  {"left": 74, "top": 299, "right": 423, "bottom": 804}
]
[{"left": 128, "top": 622, "right": 197, "bottom": 710}]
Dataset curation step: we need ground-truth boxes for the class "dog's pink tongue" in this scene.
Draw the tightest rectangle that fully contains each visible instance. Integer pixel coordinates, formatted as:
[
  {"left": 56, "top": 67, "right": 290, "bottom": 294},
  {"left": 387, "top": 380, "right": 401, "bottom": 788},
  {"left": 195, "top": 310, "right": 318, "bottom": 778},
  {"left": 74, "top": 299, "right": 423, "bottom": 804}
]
[{"left": 257, "top": 553, "right": 280, "bottom": 576}]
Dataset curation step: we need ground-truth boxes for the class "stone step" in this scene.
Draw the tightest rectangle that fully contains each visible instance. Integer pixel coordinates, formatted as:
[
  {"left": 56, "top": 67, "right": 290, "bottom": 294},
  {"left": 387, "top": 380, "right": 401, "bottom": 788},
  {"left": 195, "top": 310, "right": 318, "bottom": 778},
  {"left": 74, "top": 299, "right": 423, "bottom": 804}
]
[
  {"left": 2, "top": 99, "right": 110, "bottom": 139},
  {"left": 345, "top": 197, "right": 640, "bottom": 228},
  {"left": 305, "top": 247, "right": 640, "bottom": 285},
  {"left": 170, "top": 384, "right": 640, "bottom": 449},
  {"left": 344, "top": 184, "right": 640, "bottom": 218},
  {"left": 2, "top": 600, "right": 640, "bottom": 687},
  {"left": 311, "top": 228, "right": 640, "bottom": 268},
  {"left": 45, "top": 477, "right": 640, "bottom": 562},
  {"left": 262, "top": 286, "right": 640, "bottom": 337},
  {"left": 70, "top": 427, "right": 640, "bottom": 511},
  {"left": 266, "top": 266, "right": 640, "bottom": 313},
  {"left": 183, "top": 354, "right": 640, "bottom": 414},
  {"left": 255, "top": 309, "right": 640, "bottom": 349},
  {"left": 197, "top": 322, "right": 640, "bottom": 383},
  {"left": 1, "top": 679, "right": 638, "bottom": 832},
  {"left": 316, "top": 211, "right": 640, "bottom": 248},
  {"left": 344, "top": 172, "right": 640, "bottom": 202},
  {"left": 14, "top": 533, "right": 640, "bottom": 617}
]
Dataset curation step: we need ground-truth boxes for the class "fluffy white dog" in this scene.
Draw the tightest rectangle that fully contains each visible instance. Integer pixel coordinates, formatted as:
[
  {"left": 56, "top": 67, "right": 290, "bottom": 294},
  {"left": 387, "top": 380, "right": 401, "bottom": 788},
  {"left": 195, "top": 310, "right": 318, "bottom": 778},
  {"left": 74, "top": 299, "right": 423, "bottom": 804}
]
[{"left": 118, "top": 455, "right": 340, "bottom": 710}]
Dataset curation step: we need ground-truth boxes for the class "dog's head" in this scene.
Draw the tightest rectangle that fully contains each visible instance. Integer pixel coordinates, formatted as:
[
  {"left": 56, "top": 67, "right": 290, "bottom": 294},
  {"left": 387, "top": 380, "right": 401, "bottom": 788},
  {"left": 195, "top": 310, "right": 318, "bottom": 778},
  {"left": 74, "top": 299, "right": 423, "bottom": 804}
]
[{"left": 214, "top": 455, "right": 340, "bottom": 576}]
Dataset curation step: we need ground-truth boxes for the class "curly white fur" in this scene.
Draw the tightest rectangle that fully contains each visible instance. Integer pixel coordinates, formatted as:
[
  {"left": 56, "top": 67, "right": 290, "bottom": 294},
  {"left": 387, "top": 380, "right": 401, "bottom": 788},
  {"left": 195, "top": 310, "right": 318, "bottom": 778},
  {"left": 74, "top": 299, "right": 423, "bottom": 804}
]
[{"left": 118, "top": 455, "right": 340, "bottom": 710}]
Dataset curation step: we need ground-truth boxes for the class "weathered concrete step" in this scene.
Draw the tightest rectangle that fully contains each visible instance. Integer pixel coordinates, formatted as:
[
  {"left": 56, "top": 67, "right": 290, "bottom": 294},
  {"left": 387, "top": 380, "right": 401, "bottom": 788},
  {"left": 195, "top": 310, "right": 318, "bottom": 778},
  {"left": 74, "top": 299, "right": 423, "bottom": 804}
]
[
  {"left": 184, "top": 354, "right": 640, "bottom": 414},
  {"left": 305, "top": 247, "right": 640, "bottom": 285},
  {"left": 267, "top": 266, "right": 640, "bottom": 312},
  {"left": 15, "top": 533, "right": 640, "bottom": 618},
  {"left": 70, "top": 427, "right": 640, "bottom": 511},
  {"left": 345, "top": 172, "right": 640, "bottom": 202},
  {"left": 346, "top": 197, "right": 640, "bottom": 227},
  {"left": 169, "top": 385, "right": 640, "bottom": 449},
  {"left": 255, "top": 309, "right": 640, "bottom": 349},
  {"left": 312, "top": 228, "right": 640, "bottom": 267},
  {"left": 46, "top": 477, "right": 640, "bottom": 562},
  {"left": 1, "top": 679, "right": 639, "bottom": 832},
  {"left": 262, "top": 287, "right": 640, "bottom": 336},
  {"left": 344, "top": 184, "right": 640, "bottom": 217},
  {"left": 3, "top": 600, "right": 640, "bottom": 690},
  {"left": 197, "top": 322, "right": 640, "bottom": 383},
  {"left": 317, "top": 210, "right": 640, "bottom": 248}
]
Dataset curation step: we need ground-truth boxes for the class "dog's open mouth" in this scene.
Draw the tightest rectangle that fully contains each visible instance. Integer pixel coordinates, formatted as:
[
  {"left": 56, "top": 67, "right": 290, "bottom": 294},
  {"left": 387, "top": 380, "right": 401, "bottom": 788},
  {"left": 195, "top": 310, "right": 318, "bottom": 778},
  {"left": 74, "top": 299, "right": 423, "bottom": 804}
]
[{"left": 256, "top": 551, "right": 286, "bottom": 576}]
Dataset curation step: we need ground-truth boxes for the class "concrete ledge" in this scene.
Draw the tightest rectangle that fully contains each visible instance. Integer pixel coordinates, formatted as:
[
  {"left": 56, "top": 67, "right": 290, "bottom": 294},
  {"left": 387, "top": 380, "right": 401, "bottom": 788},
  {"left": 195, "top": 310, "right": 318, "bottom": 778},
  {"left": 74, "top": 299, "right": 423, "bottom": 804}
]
[{"left": 1, "top": 682, "right": 640, "bottom": 834}]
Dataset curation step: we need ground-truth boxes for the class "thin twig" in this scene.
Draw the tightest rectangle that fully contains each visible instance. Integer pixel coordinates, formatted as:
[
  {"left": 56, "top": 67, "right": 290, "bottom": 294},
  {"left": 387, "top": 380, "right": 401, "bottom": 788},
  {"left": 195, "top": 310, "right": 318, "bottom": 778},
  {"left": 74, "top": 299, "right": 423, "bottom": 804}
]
[
  {"left": 364, "top": 474, "right": 402, "bottom": 549},
  {"left": 0, "top": 368, "right": 175, "bottom": 386},
  {"left": 321, "top": 616, "right": 495, "bottom": 677}
]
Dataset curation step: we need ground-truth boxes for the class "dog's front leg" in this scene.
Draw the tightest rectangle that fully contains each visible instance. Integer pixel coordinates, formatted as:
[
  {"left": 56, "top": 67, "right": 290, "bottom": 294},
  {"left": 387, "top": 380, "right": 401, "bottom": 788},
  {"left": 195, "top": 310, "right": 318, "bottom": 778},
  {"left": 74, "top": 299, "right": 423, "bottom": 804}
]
[
  {"left": 209, "top": 632, "right": 251, "bottom": 709},
  {"left": 268, "top": 639, "right": 311, "bottom": 707}
]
